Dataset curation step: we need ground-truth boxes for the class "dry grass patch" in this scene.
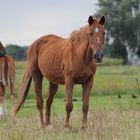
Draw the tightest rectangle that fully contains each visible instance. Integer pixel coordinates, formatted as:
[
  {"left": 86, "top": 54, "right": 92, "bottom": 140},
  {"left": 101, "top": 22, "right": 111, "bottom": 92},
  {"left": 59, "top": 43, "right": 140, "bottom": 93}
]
[{"left": 0, "top": 109, "right": 140, "bottom": 140}]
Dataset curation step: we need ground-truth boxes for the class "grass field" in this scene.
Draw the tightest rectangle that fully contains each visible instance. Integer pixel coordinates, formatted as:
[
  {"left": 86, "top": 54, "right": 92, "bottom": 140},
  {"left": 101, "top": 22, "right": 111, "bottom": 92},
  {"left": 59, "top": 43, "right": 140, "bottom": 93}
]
[{"left": 1, "top": 60, "right": 140, "bottom": 140}]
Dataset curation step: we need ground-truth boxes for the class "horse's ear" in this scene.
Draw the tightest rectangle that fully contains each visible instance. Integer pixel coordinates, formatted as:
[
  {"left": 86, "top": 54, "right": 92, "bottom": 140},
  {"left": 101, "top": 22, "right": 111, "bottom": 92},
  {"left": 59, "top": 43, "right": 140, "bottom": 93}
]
[
  {"left": 88, "top": 16, "right": 94, "bottom": 26},
  {"left": 0, "top": 41, "right": 4, "bottom": 47},
  {"left": 99, "top": 16, "right": 105, "bottom": 25}
]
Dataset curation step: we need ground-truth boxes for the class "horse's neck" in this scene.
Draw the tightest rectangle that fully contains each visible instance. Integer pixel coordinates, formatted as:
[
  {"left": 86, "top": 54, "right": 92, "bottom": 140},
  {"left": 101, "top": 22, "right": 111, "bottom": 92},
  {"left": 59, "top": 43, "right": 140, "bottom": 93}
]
[
  {"left": 67, "top": 39, "right": 93, "bottom": 64},
  {"left": 67, "top": 26, "right": 93, "bottom": 63},
  {"left": 84, "top": 42, "right": 93, "bottom": 63}
]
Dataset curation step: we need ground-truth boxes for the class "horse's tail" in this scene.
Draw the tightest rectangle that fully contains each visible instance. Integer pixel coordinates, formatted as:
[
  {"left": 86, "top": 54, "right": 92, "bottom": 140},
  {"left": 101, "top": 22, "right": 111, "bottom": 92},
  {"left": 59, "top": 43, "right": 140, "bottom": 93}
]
[{"left": 12, "top": 64, "right": 32, "bottom": 115}]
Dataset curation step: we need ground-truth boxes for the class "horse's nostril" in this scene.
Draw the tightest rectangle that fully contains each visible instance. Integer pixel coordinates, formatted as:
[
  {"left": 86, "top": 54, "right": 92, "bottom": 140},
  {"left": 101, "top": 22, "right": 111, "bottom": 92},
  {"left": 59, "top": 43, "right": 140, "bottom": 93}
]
[
  {"left": 94, "top": 54, "right": 100, "bottom": 59},
  {"left": 94, "top": 52, "right": 103, "bottom": 62}
]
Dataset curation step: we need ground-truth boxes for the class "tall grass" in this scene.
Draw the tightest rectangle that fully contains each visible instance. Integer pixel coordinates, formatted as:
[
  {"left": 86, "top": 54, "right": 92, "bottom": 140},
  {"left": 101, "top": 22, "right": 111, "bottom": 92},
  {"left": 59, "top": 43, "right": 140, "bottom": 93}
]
[
  {"left": 1, "top": 60, "right": 140, "bottom": 140},
  {"left": 1, "top": 96, "right": 140, "bottom": 140}
]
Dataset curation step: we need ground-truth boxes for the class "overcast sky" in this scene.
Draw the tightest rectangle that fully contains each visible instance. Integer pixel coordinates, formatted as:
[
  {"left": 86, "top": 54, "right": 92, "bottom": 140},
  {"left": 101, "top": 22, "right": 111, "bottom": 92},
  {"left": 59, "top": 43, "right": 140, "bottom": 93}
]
[{"left": 0, "top": 0, "right": 98, "bottom": 46}]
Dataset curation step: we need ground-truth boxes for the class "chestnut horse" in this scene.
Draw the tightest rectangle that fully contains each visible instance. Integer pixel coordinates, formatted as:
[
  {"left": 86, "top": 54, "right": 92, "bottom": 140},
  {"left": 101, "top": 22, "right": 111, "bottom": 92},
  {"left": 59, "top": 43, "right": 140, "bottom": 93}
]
[
  {"left": 0, "top": 54, "right": 15, "bottom": 117},
  {"left": 13, "top": 16, "right": 105, "bottom": 129}
]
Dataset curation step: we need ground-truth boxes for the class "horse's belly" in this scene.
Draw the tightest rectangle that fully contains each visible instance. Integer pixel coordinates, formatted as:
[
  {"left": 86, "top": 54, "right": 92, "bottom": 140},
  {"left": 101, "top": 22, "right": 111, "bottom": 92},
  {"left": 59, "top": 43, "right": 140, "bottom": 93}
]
[
  {"left": 38, "top": 40, "right": 66, "bottom": 84},
  {"left": 38, "top": 57, "right": 65, "bottom": 84},
  {"left": 44, "top": 70, "right": 65, "bottom": 84},
  {"left": 39, "top": 61, "right": 65, "bottom": 84}
]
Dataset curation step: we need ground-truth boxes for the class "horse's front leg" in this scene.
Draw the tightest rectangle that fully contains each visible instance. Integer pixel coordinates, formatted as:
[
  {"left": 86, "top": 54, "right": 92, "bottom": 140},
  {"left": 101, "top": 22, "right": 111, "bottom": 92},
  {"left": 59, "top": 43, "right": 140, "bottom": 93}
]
[
  {"left": 64, "top": 77, "right": 74, "bottom": 128},
  {"left": 82, "top": 77, "right": 93, "bottom": 129}
]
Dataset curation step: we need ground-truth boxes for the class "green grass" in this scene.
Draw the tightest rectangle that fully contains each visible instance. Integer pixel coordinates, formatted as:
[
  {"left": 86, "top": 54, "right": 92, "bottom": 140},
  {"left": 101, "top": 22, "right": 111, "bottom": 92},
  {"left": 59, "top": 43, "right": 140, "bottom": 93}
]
[
  {"left": 2, "top": 95, "right": 140, "bottom": 140},
  {"left": 1, "top": 61, "right": 140, "bottom": 140},
  {"left": 100, "top": 57, "right": 123, "bottom": 66},
  {"left": 11, "top": 62, "right": 140, "bottom": 99}
]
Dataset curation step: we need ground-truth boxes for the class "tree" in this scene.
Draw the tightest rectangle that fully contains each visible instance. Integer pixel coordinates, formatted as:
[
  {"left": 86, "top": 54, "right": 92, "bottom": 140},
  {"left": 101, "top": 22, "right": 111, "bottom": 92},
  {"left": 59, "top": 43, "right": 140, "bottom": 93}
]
[
  {"left": 6, "top": 44, "right": 27, "bottom": 60},
  {"left": 97, "top": 0, "right": 140, "bottom": 64}
]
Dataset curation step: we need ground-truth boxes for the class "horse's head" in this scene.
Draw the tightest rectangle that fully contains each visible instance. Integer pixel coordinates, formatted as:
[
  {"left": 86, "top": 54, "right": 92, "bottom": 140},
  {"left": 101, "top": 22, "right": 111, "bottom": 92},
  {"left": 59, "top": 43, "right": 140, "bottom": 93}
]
[{"left": 88, "top": 16, "right": 105, "bottom": 63}]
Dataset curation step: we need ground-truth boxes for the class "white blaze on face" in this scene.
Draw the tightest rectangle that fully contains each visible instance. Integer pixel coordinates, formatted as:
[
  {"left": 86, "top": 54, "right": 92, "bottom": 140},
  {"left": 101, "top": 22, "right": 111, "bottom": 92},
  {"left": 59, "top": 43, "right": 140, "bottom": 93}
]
[
  {"left": 95, "top": 27, "right": 99, "bottom": 33},
  {"left": 95, "top": 28, "right": 100, "bottom": 45}
]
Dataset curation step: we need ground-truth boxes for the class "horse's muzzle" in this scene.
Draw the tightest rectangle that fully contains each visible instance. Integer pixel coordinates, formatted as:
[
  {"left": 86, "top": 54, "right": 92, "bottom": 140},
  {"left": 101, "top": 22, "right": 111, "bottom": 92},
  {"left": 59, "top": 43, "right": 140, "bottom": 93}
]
[{"left": 94, "top": 52, "right": 103, "bottom": 63}]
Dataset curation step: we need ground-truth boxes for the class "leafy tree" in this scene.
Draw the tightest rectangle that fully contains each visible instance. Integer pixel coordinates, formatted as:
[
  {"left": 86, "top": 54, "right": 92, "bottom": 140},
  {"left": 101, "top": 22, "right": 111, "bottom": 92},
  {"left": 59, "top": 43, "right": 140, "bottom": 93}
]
[
  {"left": 6, "top": 44, "right": 27, "bottom": 60},
  {"left": 97, "top": 0, "right": 140, "bottom": 64}
]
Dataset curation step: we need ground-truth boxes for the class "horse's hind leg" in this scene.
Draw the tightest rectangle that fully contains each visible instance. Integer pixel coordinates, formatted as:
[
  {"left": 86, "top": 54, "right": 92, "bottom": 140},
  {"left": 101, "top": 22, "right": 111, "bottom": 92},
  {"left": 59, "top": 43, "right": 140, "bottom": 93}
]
[
  {"left": 32, "top": 71, "right": 44, "bottom": 127},
  {"left": 45, "top": 82, "right": 58, "bottom": 126},
  {"left": 82, "top": 77, "right": 93, "bottom": 129}
]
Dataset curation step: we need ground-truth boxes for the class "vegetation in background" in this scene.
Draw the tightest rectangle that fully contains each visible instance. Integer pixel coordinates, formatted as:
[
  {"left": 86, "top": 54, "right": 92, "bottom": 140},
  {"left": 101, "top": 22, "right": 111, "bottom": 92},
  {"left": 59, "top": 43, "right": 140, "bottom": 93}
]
[
  {"left": 3, "top": 0, "right": 140, "bottom": 65},
  {"left": 0, "top": 61, "right": 140, "bottom": 140},
  {"left": 97, "top": 0, "right": 140, "bottom": 64},
  {"left": 6, "top": 44, "right": 28, "bottom": 60}
]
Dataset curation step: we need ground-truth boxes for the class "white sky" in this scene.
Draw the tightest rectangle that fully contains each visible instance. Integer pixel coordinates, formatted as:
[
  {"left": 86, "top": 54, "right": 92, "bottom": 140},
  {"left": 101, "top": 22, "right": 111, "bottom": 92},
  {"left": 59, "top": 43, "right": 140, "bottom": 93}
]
[{"left": 0, "top": 0, "right": 98, "bottom": 46}]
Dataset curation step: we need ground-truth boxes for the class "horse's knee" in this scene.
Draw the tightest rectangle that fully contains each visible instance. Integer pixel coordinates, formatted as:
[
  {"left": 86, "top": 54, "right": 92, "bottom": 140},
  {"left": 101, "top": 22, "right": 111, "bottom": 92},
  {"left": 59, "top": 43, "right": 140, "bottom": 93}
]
[
  {"left": 66, "top": 102, "right": 73, "bottom": 112},
  {"left": 36, "top": 100, "right": 43, "bottom": 110}
]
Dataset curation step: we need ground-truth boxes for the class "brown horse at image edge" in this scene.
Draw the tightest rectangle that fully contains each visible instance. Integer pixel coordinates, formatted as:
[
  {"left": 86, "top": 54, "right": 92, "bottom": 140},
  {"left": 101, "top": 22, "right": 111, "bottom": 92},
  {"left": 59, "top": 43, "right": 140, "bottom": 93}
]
[
  {"left": 13, "top": 15, "right": 105, "bottom": 129},
  {"left": 0, "top": 42, "right": 15, "bottom": 118}
]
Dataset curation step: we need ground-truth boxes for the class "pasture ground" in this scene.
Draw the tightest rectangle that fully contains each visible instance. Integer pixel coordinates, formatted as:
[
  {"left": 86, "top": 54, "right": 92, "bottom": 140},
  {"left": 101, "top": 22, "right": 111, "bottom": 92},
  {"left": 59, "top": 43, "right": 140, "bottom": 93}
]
[{"left": 1, "top": 60, "right": 140, "bottom": 140}]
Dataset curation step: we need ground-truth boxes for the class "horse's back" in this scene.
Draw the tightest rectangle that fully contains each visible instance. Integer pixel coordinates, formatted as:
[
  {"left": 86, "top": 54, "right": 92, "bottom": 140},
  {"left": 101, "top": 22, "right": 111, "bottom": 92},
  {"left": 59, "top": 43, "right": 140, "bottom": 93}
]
[
  {"left": 38, "top": 35, "right": 66, "bottom": 84},
  {"left": 28, "top": 34, "right": 66, "bottom": 84},
  {"left": 28, "top": 34, "right": 64, "bottom": 53}
]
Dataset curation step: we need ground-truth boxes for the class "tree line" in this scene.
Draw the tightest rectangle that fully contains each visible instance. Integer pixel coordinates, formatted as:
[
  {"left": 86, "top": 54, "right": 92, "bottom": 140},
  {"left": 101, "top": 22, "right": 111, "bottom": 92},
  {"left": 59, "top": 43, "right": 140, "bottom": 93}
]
[
  {"left": 6, "top": 44, "right": 28, "bottom": 60},
  {"left": 97, "top": 0, "right": 140, "bottom": 65}
]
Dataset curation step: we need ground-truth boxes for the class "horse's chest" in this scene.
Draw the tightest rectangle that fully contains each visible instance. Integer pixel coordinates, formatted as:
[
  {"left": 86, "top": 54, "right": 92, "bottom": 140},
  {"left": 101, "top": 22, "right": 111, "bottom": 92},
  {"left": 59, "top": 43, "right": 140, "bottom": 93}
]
[{"left": 74, "top": 67, "right": 95, "bottom": 84}]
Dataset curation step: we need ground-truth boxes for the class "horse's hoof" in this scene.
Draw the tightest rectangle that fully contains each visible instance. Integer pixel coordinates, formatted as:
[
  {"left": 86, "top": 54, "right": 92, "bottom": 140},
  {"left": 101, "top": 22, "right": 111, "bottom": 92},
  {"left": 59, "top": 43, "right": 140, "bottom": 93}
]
[
  {"left": 64, "top": 123, "right": 69, "bottom": 128},
  {"left": 45, "top": 124, "right": 53, "bottom": 129},
  {"left": 81, "top": 124, "right": 88, "bottom": 130},
  {"left": 39, "top": 123, "right": 45, "bottom": 129},
  {"left": 10, "top": 107, "right": 16, "bottom": 117},
  {"left": 64, "top": 124, "right": 72, "bottom": 130}
]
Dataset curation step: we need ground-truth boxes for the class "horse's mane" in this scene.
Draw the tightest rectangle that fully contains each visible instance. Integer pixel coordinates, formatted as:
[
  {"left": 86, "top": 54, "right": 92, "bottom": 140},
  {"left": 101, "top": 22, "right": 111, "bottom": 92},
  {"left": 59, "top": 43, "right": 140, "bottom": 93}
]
[
  {"left": 68, "top": 25, "right": 89, "bottom": 44},
  {"left": 68, "top": 17, "right": 99, "bottom": 45},
  {"left": 0, "top": 42, "right": 5, "bottom": 50}
]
